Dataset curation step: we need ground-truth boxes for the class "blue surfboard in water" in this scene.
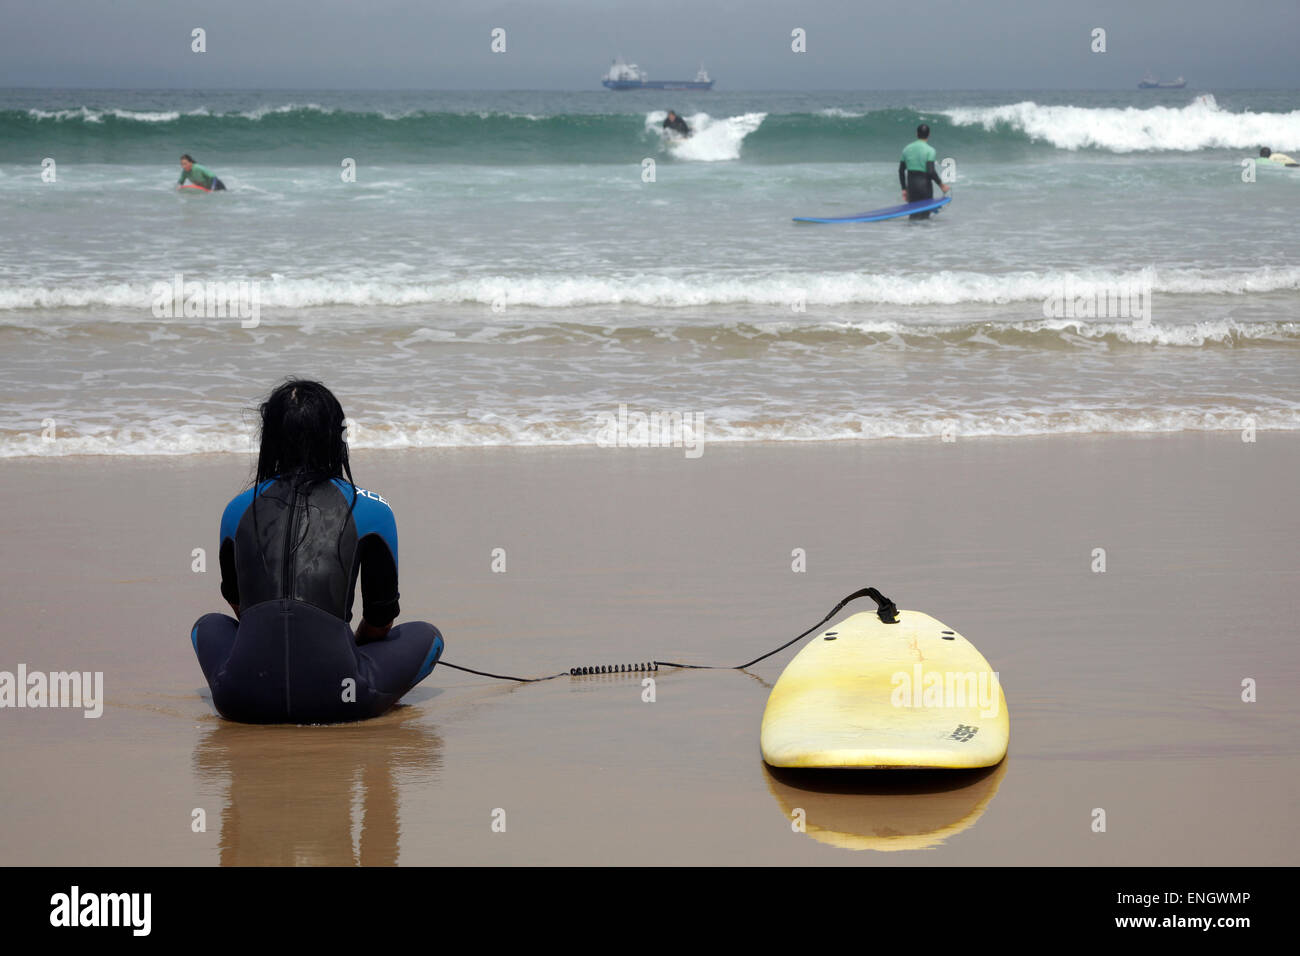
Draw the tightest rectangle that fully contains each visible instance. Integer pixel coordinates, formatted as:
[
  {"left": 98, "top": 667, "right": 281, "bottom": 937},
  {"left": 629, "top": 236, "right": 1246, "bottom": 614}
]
[{"left": 793, "top": 196, "right": 951, "bottom": 223}]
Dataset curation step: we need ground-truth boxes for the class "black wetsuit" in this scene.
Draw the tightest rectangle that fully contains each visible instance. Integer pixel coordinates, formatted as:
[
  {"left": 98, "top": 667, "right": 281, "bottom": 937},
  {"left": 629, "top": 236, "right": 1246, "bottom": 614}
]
[
  {"left": 190, "top": 476, "right": 443, "bottom": 723},
  {"left": 664, "top": 114, "right": 690, "bottom": 136}
]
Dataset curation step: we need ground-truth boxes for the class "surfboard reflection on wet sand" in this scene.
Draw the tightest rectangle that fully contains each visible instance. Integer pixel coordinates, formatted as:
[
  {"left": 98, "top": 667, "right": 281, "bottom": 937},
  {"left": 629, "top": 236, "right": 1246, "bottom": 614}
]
[{"left": 764, "top": 759, "right": 1008, "bottom": 852}]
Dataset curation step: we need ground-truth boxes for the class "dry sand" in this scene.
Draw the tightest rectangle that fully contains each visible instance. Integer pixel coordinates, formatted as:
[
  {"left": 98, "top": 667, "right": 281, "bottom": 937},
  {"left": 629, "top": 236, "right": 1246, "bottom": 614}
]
[{"left": 1, "top": 433, "right": 1297, "bottom": 865}]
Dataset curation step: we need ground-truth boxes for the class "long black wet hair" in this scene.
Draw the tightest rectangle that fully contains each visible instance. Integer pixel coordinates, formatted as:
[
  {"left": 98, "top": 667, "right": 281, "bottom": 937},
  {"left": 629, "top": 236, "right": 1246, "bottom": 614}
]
[
  {"left": 250, "top": 379, "right": 358, "bottom": 570},
  {"left": 255, "top": 378, "right": 354, "bottom": 488}
]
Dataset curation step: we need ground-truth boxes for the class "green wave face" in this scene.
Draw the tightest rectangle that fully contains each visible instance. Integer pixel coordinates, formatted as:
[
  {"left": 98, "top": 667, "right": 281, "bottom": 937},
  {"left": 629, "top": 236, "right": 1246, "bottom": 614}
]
[{"left": 0, "top": 106, "right": 1046, "bottom": 165}]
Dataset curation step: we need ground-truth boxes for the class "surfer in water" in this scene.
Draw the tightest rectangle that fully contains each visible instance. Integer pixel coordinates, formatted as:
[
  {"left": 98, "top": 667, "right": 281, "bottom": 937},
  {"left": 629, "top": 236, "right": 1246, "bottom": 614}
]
[
  {"left": 1259, "top": 147, "right": 1298, "bottom": 166},
  {"left": 663, "top": 110, "right": 691, "bottom": 137},
  {"left": 178, "top": 154, "right": 226, "bottom": 191},
  {"left": 899, "top": 124, "right": 949, "bottom": 219},
  {"left": 190, "top": 379, "right": 443, "bottom": 723}
]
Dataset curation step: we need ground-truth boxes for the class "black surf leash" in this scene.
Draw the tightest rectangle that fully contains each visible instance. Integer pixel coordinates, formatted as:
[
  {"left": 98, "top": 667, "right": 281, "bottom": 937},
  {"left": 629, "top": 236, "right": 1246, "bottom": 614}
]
[
  {"left": 438, "top": 586, "right": 898, "bottom": 684},
  {"left": 436, "top": 661, "right": 569, "bottom": 683}
]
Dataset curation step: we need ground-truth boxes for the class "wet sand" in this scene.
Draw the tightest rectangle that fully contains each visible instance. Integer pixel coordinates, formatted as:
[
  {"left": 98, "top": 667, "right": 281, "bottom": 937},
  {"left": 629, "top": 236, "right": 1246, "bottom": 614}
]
[{"left": 1, "top": 433, "right": 1297, "bottom": 865}]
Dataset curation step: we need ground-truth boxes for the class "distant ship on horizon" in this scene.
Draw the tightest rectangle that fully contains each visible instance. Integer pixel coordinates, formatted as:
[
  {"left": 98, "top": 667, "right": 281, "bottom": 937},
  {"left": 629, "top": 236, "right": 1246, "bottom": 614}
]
[
  {"left": 602, "top": 58, "right": 714, "bottom": 91},
  {"left": 1138, "top": 73, "right": 1186, "bottom": 89}
]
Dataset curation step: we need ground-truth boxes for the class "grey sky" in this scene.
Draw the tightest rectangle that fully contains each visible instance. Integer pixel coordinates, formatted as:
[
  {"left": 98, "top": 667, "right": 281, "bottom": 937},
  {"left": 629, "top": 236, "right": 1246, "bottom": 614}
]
[{"left": 2, "top": 0, "right": 1296, "bottom": 90}]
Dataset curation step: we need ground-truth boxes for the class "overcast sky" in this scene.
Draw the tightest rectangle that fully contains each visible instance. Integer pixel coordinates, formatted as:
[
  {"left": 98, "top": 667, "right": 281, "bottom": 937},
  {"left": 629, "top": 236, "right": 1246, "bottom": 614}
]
[{"left": 2, "top": 0, "right": 1297, "bottom": 90}]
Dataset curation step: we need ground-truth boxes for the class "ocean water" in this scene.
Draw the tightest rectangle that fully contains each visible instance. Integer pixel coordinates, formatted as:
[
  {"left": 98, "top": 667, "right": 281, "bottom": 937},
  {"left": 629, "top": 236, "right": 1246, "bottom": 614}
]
[{"left": 1, "top": 88, "right": 1298, "bottom": 456}]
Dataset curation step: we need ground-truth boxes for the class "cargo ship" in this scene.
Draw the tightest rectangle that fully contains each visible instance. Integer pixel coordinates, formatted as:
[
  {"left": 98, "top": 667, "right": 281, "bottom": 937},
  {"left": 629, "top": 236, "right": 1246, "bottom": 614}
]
[
  {"left": 1138, "top": 73, "right": 1187, "bottom": 89},
  {"left": 602, "top": 58, "right": 714, "bottom": 91}
]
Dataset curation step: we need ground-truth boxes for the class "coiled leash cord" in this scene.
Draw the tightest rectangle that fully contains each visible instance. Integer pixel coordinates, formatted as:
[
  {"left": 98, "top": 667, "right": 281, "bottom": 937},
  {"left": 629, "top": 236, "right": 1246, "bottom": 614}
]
[{"left": 438, "top": 586, "right": 897, "bottom": 684}]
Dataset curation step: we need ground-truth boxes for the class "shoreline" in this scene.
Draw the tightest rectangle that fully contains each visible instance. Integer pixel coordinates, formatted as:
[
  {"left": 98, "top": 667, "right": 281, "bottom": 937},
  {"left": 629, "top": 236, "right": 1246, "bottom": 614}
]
[{"left": 1, "top": 424, "right": 1288, "bottom": 463}]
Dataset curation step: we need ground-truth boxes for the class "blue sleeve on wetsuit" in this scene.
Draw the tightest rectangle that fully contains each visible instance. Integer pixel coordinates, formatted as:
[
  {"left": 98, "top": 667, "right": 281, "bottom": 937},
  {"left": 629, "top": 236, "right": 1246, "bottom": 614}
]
[
  {"left": 217, "top": 486, "right": 256, "bottom": 608},
  {"left": 332, "top": 479, "right": 401, "bottom": 626},
  {"left": 219, "top": 480, "right": 277, "bottom": 545},
  {"left": 218, "top": 481, "right": 276, "bottom": 608},
  {"left": 332, "top": 479, "right": 399, "bottom": 571},
  {"left": 219, "top": 487, "right": 256, "bottom": 547}
]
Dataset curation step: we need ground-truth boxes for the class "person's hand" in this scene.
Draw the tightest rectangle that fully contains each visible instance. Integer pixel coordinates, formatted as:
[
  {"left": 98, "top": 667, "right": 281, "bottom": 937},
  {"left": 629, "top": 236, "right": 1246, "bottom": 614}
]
[
  {"left": 901, "top": 190, "right": 908, "bottom": 201},
  {"left": 941, "top": 183, "right": 951, "bottom": 194},
  {"left": 355, "top": 618, "right": 392, "bottom": 644}
]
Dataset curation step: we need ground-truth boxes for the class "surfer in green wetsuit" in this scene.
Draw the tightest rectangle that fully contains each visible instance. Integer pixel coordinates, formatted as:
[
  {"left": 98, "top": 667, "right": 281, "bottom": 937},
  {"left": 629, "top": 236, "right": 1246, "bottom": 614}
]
[
  {"left": 899, "top": 124, "right": 948, "bottom": 219},
  {"left": 178, "top": 154, "right": 226, "bottom": 191}
]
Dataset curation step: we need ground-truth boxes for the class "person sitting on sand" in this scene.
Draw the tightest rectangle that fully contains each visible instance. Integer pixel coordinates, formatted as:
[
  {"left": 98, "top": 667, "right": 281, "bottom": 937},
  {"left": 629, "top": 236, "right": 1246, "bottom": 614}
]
[
  {"left": 899, "top": 123, "right": 951, "bottom": 219},
  {"left": 1259, "top": 147, "right": 1298, "bottom": 166},
  {"left": 178, "top": 154, "right": 227, "bottom": 191},
  {"left": 190, "top": 379, "right": 443, "bottom": 723},
  {"left": 663, "top": 110, "right": 691, "bottom": 137}
]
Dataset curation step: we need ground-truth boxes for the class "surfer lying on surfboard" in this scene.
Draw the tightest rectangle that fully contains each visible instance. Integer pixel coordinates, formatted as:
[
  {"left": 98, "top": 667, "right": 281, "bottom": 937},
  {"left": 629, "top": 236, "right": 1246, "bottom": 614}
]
[
  {"left": 178, "top": 154, "right": 226, "bottom": 191},
  {"left": 1259, "top": 147, "right": 1298, "bottom": 167},
  {"left": 899, "top": 124, "right": 949, "bottom": 220}
]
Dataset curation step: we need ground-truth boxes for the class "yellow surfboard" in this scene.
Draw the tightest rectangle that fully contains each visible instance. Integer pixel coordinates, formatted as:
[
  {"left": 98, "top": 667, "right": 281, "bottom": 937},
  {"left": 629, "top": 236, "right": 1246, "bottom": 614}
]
[{"left": 760, "top": 610, "right": 1009, "bottom": 769}]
